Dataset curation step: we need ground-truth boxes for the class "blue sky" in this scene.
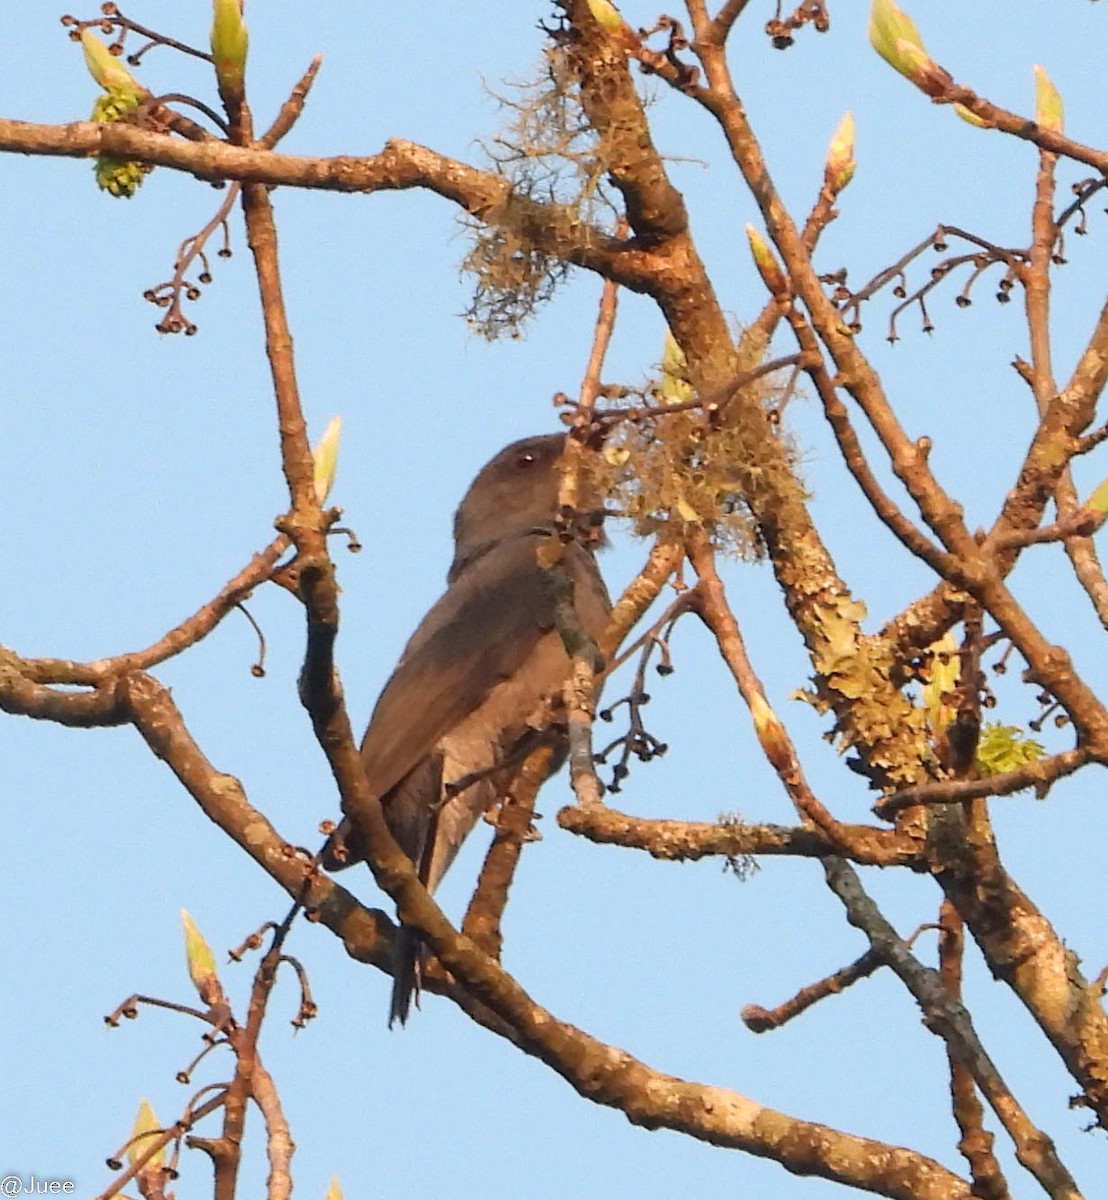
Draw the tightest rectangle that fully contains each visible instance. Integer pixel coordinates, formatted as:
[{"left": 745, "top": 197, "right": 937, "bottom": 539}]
[{"left": 3, "top": 4, "right": 1107, "bottom": 1197}]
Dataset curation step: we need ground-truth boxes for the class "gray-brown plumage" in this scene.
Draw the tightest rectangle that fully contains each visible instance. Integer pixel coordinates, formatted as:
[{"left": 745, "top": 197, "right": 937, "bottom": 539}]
[{"left": 321, "top": 433, "right": 611, "bottom": 1024}]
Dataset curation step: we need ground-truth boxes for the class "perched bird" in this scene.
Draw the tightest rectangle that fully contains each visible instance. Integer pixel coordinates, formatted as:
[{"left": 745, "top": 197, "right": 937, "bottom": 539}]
[{"left": 322, "top": 433, "right": 611, "bottom": 1024}]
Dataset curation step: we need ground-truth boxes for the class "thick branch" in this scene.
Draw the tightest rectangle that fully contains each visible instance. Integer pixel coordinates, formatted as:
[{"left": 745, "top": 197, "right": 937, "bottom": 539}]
[
  {"left": 0, "top": 647, "right": 128, "bottom": 727},
  {"left": 558, "top": 804, "right": 922, "bottom": 867},
  {"left": 565, "top": 1, "right": 690, "bottom": 246},
  {"left": 932, "top": 799, "right": 1108, "bottom": 1131},
  {"left": 115, "top": 669, "right": 395, "bottom": 971},
  {"left": 0, "top": 120, "right": 654, "bottom": 287}
]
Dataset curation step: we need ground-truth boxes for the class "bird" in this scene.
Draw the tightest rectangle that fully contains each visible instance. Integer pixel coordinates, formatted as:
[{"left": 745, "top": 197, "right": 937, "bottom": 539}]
[{"left": 321, "top": 432, "right": 612, "bottom": 1024}]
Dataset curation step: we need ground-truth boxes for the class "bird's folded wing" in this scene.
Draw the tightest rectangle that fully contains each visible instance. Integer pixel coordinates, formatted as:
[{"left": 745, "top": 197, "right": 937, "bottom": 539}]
[{"left": 360, "top": 534, "right": 559, "bottom": 797}]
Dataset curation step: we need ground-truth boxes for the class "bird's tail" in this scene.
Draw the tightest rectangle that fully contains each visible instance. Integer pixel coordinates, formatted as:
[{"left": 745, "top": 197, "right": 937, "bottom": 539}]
[{"left": 388, "top": 924, "right": 424, "bottom": 1027}]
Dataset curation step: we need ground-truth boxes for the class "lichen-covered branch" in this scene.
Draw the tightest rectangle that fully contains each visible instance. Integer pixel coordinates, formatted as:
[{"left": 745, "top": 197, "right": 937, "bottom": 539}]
[
  {"left": 557, "top": 803, "right": 922, "bottom": 868},
  {"left": 688, "top": 533, "right": 929, "bottom": 855},
  {"left": 0, "top": 118, "right": 645, "bottom": 287}
]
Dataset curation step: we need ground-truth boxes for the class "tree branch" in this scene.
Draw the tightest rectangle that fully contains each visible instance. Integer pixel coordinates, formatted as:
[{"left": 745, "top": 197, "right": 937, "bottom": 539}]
[
  {"left": 824, "top": 857, "right": 1083, "bottom": 1199},
  {"left": 558, "top": 803, "right": 922, "bottom": 867}
]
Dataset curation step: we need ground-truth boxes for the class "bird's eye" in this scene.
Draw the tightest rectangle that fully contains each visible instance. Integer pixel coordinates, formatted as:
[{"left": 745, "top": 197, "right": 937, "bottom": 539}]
[{"left": 515, "top": 452, "right": 537, "bottom": 468}]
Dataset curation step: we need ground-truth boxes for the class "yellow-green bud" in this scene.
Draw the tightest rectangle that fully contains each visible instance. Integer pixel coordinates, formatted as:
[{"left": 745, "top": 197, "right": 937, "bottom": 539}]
[
  {"left": 94, "top": 155, "right": 147, "bottom": 198},
  {"left": 1032, "top": 65, "right": 1064, "bottom": 134},
  {"left": 659, "top": 330, "right": 694, "bottom": 406},
  {"left": 890, "top": 38, "right": 943, "bottom": 90},
  {"left": 868, "top": 0, "right": 953, "bottom": 96},
  {"left": 921, "top": 631, "right": 959, "bottom": 735},
  {"left": 128, "top": 1099, "right": 164, "bottom": 1170},
  {"left": 585, "top": 0, "right": 626, "bottom": 34},
  {"left": 824, "top": 112, "right": 856, "bottom": 193},
  {"left": 1080, "top": 479, "right": 1108, "bottom": 527},
  {"left": 953, "top": 104, "right": 989, "bottom": 129},
  {"left": 181, "top": 909, "right": 222, "bottom": 1005},
  {"left": 211, "top": 0, "right": 249, "bottom": 95},
  {"left": 867, "top": 0, "right": 926, "bottom": 74},
  {"left": 81, "top": 30, "right": 142, "bottom": 101},
  {"left": 89, "top": 81, "right": 147, "bottom": 198},
  {"left": 312, "top": 416, "right": 343, "bottom": 505},
  {"left": 91, "top": 91, "right": 138, "bottom": 124},
  {"left": 745, "top": 225, "right": 788, "bottom": 298}
]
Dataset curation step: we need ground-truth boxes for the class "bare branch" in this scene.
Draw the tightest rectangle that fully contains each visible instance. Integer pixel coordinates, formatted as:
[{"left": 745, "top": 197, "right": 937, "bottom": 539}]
[
  {"left": 823, "top": 858, "right": 1083, "bottom": 1199},
  {"left": 19, "top": 535, "right": 289, "bottom": 686},
  {"left": 742, "top": 949, "right": 883, "bottom": 1033},
  {"left": 462, "top": 744, "right": 556, "bottom": 958},
  {"left": 938, "top": 902, "right": 1010, "bottom": 1200}
]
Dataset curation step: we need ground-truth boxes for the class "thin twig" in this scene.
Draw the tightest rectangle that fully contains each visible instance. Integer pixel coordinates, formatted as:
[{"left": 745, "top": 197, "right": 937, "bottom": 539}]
[
  {"left": 875, "top": 747, "right": 1087, "bottom": 817},
  {"left": 259, "top": 55, "right": 324, "bottom": 150},
  {"left": 1022, "top": 150, "right": 1108, "bottom": 626},
  {"left": 742, "top": 949, "right": 882, "bottom": 1032},
  {"left": 688, "top": 535, "right": 915, "bottom": 861},
  {"left": 556, "top": 265, "right": 626, "bottom": 807},
  {"left": 93, "top": 1094, "right": 226, "bottom": 1200},
  {"left": 781, "top": 302, "right": 954, "bottom": 577}
]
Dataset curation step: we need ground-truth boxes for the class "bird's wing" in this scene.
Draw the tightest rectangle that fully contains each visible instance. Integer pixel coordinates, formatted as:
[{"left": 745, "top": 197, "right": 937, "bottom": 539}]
[{"left": 359, "top": 534, "right": 558, "bottom": 798}]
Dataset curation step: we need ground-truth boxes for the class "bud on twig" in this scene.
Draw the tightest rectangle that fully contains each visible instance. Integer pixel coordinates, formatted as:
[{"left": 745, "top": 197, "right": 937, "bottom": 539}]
[
  {"left": 181, "top": 909, "right": 223, "bottom": 1006},
  {"left": 211, "top": 0, "right": 249, "bottom": 98},
  {"left": 80, "top": 29, "right": 141, "bottom": 99},
  {"left": 128, "top": 1098, "right": 165, "bottom": 1171},
  {"left": 749, "top": 692, "right": 790, "bottom": 774},
  {"left": 745, "top": 225, "right": 788, "bottom": 300},
  {"left": 312, "top": 416, "right": 343, "bottom": 505},
  {"left": 1077, "top": 478, "right": 1108, "bottom": 532},
  {"left": 921, "top": 631, "right": 959, "bottom": 735},
  {"left": 867, "top": 0, "right": 952, "bottom": 97},
  {"left": 583, "top": 0, "right": 642, "bottom": 52},
  {"left": 1032, "top": 64, "right": 1064, "bottom": 134},
  {"left": 952, "top": 104, "right": 989, "bottom": 129},
  {"left": 867, "top": 0, "right": 924, "bottom": 72},
  {"left": 659, "top": 331, "right": 694, "bottom": 406},
  {"left": 585, "top": 0, "right": 624, "bottom": 33},
  {"left": 824, "top": 112, "right": 856, "bottom": 194},
  {"left": 1083, "top": 479, "right": 1108, "bottom": 516},
  {"left": 81, "top": 31, "right": 148, "bottom": 198}
]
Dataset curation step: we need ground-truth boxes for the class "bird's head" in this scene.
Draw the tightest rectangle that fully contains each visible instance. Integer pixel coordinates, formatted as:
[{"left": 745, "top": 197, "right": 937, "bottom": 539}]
[{"left": 450, "top": 433, "right": 607, "bottom": 578}]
